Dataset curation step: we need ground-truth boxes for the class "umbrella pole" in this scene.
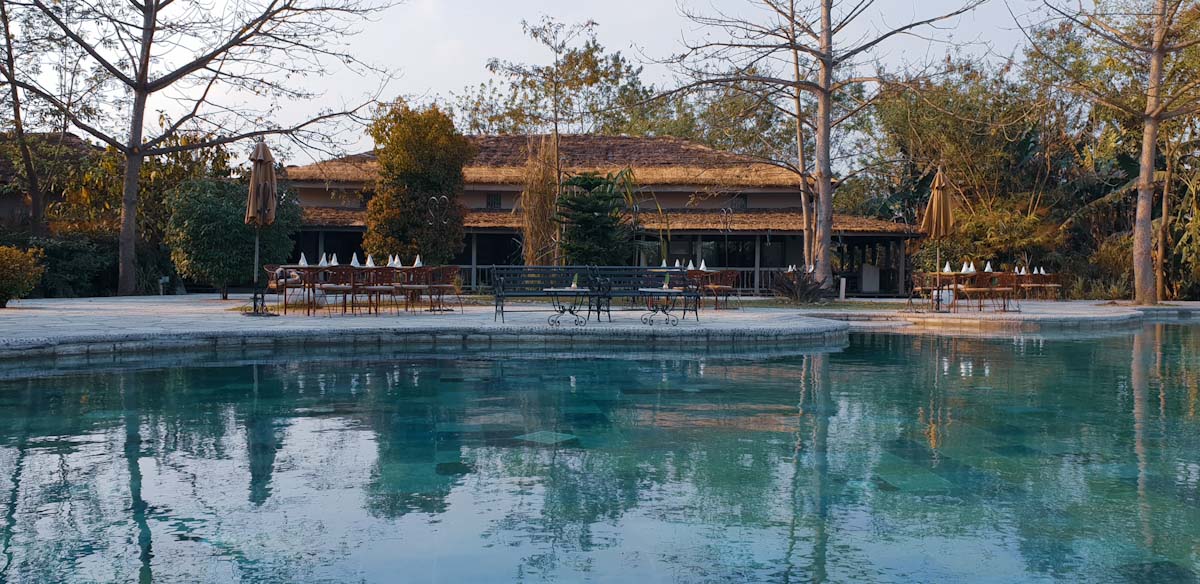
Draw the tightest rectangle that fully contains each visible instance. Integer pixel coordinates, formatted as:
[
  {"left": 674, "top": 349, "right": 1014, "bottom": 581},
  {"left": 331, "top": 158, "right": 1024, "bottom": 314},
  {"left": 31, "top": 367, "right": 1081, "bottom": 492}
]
[{"left": 935, "top": 244, "right": 941, "bottom": 312}]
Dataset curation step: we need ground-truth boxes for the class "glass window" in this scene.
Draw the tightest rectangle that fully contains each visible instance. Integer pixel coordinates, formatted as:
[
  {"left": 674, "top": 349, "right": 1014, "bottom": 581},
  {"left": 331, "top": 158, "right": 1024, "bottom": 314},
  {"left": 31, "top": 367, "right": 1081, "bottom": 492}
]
[{"left": 486, "top": 193, "right": 503, "bottom": 210}]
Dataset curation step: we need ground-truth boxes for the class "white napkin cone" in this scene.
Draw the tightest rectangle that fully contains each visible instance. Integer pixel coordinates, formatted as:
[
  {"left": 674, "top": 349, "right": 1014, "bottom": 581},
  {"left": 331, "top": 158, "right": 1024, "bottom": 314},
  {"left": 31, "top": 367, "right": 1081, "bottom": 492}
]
[
  {"left": 699, "top": 260, "right": 708, "bottom": 271},
  {"left": 969, "top": 262, "right": 976, "bottom": 273},
  {"left": 660, "top": 259, "right": 667, "bottom": 268},
  {"left": 674, "top": 259, "right": 681, "bottom": 268},
  {"left": 350, "top": 253, "right": 360, "bottom": 267},
  {"left": 414, "top": 255, "right": 423, "bottom": 268},
  {"left": 298, "top": 253, "right": 308, "bottom": 267},
  {"left": 687, "top": 260, "right": 695, "bottom": 271},
  {"left": 959, "top": 262, "right": 968, "bottom": 273},
  {"left": 984, "top": 261, "right": 992, "bottom": 272},
  {"left": 365, "top": 255, "right": 375, "bottom": 268},
  {"left": 318, "top": 254, "right": 328, "bottom": 267},
  {"left": 330, "top": 254, "right": 339, "bottom": 266},
  {"left": 943, "top": 262, "right": 952, "bottom": 273}
]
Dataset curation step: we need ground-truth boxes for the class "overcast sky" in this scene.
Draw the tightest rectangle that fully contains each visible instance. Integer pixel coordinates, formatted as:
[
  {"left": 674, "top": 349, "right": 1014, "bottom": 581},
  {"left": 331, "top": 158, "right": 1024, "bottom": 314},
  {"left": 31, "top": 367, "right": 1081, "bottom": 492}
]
[{"left": 283, "top": 0, "right": 1030, "bottom": 164}]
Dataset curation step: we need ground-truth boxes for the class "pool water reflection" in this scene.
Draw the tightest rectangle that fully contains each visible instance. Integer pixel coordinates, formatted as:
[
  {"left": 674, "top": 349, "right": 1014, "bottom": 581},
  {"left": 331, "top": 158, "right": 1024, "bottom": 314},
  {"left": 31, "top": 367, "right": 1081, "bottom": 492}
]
[{"left": 1, "top": 325, "right": 1199, "bottom": 583}]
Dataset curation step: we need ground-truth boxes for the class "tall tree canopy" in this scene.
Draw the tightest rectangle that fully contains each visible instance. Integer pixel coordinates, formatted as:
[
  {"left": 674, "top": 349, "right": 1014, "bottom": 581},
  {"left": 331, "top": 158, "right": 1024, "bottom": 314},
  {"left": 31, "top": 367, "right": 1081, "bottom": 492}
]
[{"left": 363, "top": 101, "right": 475, "bottom": 265}]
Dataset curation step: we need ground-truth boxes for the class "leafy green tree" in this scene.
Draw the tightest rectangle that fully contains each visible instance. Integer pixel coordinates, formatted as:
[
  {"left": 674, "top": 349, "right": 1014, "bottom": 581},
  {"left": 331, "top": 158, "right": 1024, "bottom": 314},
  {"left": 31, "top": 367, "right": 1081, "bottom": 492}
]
[
  {"left": 363, "top": 101, "right": 474, "bottom": 264},
  {"left": 165, "top": 179, "right": 300, "bottom": 299},
  {"left": 557, "top": 170, "right": 636, "bottom": 266}
]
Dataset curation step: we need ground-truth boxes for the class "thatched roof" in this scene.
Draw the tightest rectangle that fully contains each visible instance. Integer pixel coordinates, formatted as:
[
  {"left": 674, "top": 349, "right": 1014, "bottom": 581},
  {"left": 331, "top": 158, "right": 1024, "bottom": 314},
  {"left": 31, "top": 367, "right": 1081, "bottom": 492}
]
[
  {"left": 302, "top": 206, "right": 917, "bottom": 236},
  {"left": 285, "top": 135, "right": 808, "bottom": 189}
]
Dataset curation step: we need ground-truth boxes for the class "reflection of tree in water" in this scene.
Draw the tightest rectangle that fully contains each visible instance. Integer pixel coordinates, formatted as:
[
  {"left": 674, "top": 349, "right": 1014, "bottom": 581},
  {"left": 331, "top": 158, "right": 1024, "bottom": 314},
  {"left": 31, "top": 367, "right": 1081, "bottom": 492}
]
[{"left": 362, "top": 360, "right": 467, "bottom": 519}]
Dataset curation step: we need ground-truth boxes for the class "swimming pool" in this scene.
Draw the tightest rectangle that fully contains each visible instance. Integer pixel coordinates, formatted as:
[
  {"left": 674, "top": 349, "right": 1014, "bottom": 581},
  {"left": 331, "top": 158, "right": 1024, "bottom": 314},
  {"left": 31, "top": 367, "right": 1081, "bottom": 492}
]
[{"left": 0, "top": 325, "right": 1197, "bottom": 582}]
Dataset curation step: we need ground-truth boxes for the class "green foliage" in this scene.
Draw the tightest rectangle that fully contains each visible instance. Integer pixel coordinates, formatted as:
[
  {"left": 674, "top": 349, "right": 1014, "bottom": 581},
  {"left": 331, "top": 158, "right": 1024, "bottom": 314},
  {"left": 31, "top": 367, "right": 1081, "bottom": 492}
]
[
  {"left": 0, "top": 245, "right": 45, "bottom": 307},
  {"left": 556, "top": 170, "right": 636, "bottom": 265},
  {"left": 364, "top": 101, "right": 473, "bottom": 264},
  {"left": 451, "top": 22, "right": 796, "bottom": 165},
  {"left": 24, "top": 234, "right": 117, "bottom": 297},
  {"left": 165, "top": 179, "right": 300, "bottom": 297},
  {"left": 49, "top": 134, "right": 232, "bottom": 242}
]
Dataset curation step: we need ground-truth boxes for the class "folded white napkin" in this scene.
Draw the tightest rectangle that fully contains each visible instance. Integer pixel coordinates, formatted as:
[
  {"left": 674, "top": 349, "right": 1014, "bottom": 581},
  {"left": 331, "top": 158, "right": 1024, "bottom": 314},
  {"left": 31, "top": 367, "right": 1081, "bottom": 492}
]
[
  {"left": 969, "top": 262, "right": 976, "bottom": 273},
  {"left": 960, "top": 262, "right": 969, "bottom": 273},
  {"left": 699, "top": 260, "right": 709, "bottom": 271},
  {"left": 330, "top": 254, "right": 339, "bottom": 266},
  {"left": 1041, "top": 267, "right": 1049, "bottom": 275},
  {"left": 984, "top": 261, "right": 993, "bottom": 272},
  {"left": 414, "top": 255, "right": 423, "bottom": 268},
  {"left": 687, "top": 260, "right": 695, "bottom": 270},
  {"left": 298, "top": 253, "right": 308, "bottom": 267},
  {"left": 943, "top": 262, "right": 952, "bottom": 273},
  {"left": 674, "top": 259, "right": 681, "bottom": 268},
  {"left": 350, "top": 253, "right": 360, "bottom": 267},
  {"left": 365, "top": 255, "right": 375, "bottom": 268},
  {"left": 660, "top": 260, "right": 667, "bottom": 268},
  {"left": 318, "top": 254, "right": 328, "bottom": 267}
]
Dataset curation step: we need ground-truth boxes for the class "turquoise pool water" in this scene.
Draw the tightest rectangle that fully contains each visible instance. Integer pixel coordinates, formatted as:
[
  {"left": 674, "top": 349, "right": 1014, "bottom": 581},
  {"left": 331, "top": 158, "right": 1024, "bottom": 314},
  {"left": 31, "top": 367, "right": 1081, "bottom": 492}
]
[{"left": 1, "top": 325, "right": 1199, "bottom": 583}]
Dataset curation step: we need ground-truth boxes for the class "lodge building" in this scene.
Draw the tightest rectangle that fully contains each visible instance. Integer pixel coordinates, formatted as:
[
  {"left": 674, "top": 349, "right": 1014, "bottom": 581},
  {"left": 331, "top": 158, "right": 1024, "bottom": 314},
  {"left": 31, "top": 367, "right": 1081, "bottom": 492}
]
[{"left": 285, "top": 135, "right": 918, "bottom": 295}]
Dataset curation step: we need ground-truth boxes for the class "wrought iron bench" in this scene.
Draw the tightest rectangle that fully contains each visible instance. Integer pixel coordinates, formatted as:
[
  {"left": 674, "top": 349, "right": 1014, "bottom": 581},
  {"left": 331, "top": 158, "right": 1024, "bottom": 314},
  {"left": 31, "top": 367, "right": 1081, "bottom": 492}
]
[{"left": 490, "top": 266, "right": 700, "bottom": 323}]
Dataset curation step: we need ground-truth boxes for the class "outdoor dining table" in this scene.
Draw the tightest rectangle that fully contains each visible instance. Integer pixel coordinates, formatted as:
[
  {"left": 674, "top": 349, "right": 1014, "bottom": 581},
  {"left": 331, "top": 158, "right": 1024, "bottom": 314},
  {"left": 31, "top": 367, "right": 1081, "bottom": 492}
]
[
  {"left": 275, "top": 264, "right": 417, "bottom": 316},
  {"left": 923, "top": 271, "right": 1025, "bottom": 313},
  {"left": 639, "top": 287, "right": 685, "bottom": 326},
  {"left": 543, "top": 287, "right": 590, "bottom": 327}
]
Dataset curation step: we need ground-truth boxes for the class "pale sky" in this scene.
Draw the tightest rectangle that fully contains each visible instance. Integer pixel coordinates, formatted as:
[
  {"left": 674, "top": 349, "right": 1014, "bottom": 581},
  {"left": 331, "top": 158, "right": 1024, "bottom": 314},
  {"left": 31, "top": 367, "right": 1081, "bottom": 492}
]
[{"left": 277, "top": 0, "right": 1030, "bottom": 164}]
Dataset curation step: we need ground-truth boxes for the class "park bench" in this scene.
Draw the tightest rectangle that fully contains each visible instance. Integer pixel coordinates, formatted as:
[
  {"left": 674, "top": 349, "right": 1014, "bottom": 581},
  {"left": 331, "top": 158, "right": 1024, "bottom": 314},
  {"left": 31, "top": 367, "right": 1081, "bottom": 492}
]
[{"left": 490, "top": 266, "right": 700, "bottom": 323}]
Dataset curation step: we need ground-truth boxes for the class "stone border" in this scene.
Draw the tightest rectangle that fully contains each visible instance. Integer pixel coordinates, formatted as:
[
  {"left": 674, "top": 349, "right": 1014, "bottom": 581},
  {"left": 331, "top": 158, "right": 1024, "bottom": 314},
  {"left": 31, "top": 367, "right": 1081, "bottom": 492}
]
[{"left": 0, "top": 320, "right": 850, "bottom": 361}]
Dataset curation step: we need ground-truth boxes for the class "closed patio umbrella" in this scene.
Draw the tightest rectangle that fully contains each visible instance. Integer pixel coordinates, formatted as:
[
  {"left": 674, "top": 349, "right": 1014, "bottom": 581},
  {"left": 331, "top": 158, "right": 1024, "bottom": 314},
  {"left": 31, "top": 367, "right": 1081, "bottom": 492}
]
[
  {"left": 920, "top": 169, "right": 955, "bottom": 310},
  {"left": 246, "top": 141, "right": 277, "bottom": 314}
]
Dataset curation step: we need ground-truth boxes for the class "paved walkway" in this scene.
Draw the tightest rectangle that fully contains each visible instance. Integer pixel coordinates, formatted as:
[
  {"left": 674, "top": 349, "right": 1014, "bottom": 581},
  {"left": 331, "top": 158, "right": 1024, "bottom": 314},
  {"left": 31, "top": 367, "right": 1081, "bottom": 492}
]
[
  {"left": 0, "top": 295, "right": 848, "bottom": 358},
  {"left": 1, "top": 295, "right": 1196, "bottom": 359}
]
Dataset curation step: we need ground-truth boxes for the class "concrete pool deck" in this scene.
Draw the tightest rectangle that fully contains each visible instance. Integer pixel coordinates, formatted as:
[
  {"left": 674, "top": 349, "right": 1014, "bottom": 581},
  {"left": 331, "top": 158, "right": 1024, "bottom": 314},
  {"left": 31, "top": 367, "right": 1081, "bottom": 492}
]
[
  {"left": 0, "top": 295, "right": 1196, "bottom": 360},
  {"left": 0, "top": 295, "right": 850, "bottom": 359}
]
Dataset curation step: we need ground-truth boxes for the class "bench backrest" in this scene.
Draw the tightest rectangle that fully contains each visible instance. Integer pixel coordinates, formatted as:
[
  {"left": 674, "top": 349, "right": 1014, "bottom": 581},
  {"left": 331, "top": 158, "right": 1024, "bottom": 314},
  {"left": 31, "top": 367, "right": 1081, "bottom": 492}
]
[{"left": 490, "top": 266, "right": 688, "bottom": 294}]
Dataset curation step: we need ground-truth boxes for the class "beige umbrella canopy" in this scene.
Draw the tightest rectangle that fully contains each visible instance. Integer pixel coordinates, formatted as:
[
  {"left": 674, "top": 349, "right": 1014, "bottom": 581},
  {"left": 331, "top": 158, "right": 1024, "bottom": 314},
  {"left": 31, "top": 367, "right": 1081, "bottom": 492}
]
[
  {"left": 920, "top": 169, "right": 955, "bottom": 310},
  {"left": 245, "top": 141, "right": 277, "bottom": 227},
  {"left": 246, "top": 141, "right": 277, "bottom": 292},
  {"left": 920, "top": 169, "right": 954, "bottom": 240}
]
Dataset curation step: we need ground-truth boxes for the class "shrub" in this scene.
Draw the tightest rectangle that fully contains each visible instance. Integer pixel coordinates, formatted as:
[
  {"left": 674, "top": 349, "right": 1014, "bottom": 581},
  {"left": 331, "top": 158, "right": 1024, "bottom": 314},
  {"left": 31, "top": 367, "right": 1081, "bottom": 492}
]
[
  {"left": 0, "top": 246, "right": 46, "bottom": 307},
  {"left": 165, "top": 179, "right": 301, "bottom": 298}
]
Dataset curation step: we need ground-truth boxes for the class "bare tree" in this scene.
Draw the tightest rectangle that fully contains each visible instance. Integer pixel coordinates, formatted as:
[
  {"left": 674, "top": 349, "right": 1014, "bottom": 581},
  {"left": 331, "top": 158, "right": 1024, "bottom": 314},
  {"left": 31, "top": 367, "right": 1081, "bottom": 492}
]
[
  {"left": 10, "top": 0, "right": 394, "bottom": 294},
  {"left": 0, "top": 0, "right": 45, "bottom": 234},
  {"left": 670, "top": 0, "right": 982, "bottom": 287},
  {"left": 1015, "top": 0, "right": 1200, "bottom": 305},
  {"left": 488, "top": 17, "right": 598, "bottom": 265}
]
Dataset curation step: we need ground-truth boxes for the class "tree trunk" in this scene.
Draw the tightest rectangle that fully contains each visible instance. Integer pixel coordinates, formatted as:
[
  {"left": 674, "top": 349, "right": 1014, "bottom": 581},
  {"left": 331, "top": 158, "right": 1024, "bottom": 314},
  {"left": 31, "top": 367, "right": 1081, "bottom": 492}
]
[
  {"left": 118, "top": 4, "right": 155, "bottom": 296},
  {"left": 118, "top": 151, "right": 144, "bottom": 295},
  {"left": 790, "top": 1, "right": 814, "bottom": 270},
  {"left": 811, "top": 0, "right": 835, "bottom": 288},
  {"left": 1135, "top": 2, "right": 1167, "bottom": 305},
  {"left": 0, "top": 0, "right": 45, "bottom": 236},
  {"left": 1156, "top": 141, "right": 1173, "bottom": 302}
]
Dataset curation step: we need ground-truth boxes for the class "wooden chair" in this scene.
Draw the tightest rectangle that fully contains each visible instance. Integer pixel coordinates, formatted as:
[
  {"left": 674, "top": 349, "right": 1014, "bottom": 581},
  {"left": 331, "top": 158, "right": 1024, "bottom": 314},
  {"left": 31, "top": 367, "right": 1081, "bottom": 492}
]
[
  {"left": 428, "top": 266, "right": 463, "bottom": 313},
  {"left": 361, "top": 267, "right": 398, "bottom": 315},
  {"left": 264, "top": 264, "right": 301, "bottom": 314},
  {"left": 318, "top": 266, "right": 358, "bottom": 316},
  {"left": 703, "top": 270, "right": 740, "bottom": 309},
  {"left": 398, "top": 267, "right": 432, "bottom": 312},
  {"left": 907, "top": 272, "right": 936, "bottom": 311}
]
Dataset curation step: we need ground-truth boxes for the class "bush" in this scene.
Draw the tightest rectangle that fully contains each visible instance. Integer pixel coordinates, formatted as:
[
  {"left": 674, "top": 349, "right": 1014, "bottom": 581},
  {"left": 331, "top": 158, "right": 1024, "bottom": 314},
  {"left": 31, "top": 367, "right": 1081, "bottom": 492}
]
[
  {"left": 165, "top": 179, "right": 301, "bottom": 298},
  {"left": 0, "top": 246, "right": 46, "bottom": 307}
]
